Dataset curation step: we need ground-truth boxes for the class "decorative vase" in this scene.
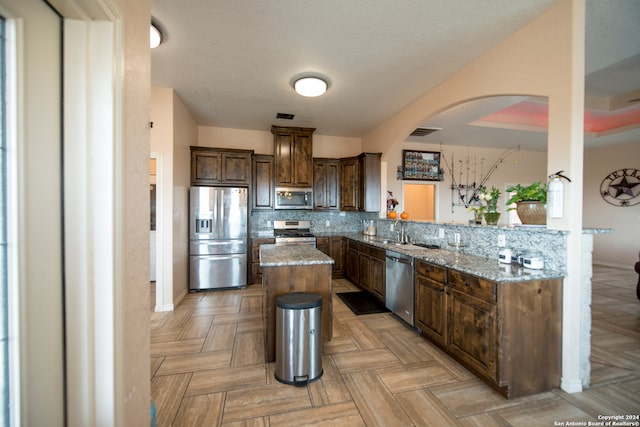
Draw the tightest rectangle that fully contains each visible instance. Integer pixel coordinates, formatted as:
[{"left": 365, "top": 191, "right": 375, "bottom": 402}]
[
  {"left": 483, "top": 211, "right": 500, "bottom": 225},
  {"left": 473, "top": 211, "right": 483, "bottom": 225},
  {"left": 516, "top": 201, "right": 546, "bottom": 225}
]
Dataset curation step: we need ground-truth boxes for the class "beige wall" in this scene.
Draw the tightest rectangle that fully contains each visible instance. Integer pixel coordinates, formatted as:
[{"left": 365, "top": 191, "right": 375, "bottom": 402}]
[
  {"left": 151, "top": 87, "right": 175, "bottom": 308},
  {"left": 119, "top": 0, "right": 152, "bottom": 423},
  {"left": 584, "top": 140, "right": 640, "bottom": 268},
  {"left": 172, "top": 92, "right": 197, "bottom": 300},
  {"left": 198, "top": 125, "right": 362, "bottom": 158},
  {"left": 386, "top": 142, "right": 548, "bottom": 223},
  {"left": 151, "top": 87, "right": 198, "bottom": 305}
]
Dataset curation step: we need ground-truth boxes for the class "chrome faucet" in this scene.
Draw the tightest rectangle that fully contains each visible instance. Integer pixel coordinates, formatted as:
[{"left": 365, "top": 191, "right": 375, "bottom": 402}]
[{"left": 394, "top": 220, "right": 406, "bottom": 243}]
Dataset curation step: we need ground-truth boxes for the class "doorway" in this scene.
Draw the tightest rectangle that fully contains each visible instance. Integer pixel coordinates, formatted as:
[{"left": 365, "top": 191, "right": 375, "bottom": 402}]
[{"left": 402, "top": 182, "right": 437, "bottom": 221}]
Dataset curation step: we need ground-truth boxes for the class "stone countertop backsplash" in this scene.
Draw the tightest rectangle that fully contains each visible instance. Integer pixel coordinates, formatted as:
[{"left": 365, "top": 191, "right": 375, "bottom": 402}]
[{"left": 343, "top": 233, "right": 563, "bottom": 283}]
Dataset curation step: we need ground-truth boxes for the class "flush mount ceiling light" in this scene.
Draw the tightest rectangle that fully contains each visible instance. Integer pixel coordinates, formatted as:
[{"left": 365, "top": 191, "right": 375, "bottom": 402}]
[
  {"left": 294, "top": 77, "right": 328, "bottom": 97},
  {"left": 150, "top": 23, "right": 162, "bottom": 49}
]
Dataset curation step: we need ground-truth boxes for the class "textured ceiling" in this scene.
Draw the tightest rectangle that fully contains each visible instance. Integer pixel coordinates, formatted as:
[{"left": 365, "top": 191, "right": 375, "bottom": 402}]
[{"left": 151, "top": 0, "right": 640, "bottom": 150}]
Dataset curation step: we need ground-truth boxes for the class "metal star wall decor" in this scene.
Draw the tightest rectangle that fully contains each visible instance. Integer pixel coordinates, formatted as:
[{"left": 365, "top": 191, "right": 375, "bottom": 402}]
[{"left": 600, "top": 168, "right": 640, "bottom": 207}]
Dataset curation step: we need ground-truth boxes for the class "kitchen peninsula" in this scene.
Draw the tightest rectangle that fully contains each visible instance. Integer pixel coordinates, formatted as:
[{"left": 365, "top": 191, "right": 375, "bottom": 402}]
[{"left": 259, "top": 244, "right": 334, "bottom": 363}]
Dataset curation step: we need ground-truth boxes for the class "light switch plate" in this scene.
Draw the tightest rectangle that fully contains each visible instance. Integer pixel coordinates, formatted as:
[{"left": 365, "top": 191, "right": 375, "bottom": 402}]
[{"left": 497, "top": 234, "right": 506, "bottom": 247}]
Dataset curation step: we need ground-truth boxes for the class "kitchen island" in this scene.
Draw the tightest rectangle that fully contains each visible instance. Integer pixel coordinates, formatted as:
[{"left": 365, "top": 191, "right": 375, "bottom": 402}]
[{"left": 259, "top": 244, "right": 334, "bottom": 363}]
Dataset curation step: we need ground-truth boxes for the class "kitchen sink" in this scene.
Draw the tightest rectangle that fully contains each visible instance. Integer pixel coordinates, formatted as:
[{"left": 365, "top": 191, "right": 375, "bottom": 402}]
[{"left": 374, "top": 240, "right": 439, "bottom": 250}]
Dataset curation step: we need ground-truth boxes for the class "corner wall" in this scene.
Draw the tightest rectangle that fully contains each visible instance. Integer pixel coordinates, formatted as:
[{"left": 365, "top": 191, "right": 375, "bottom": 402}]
[{"left": 584, "top": 140, "right": 640, "bottom": 268}]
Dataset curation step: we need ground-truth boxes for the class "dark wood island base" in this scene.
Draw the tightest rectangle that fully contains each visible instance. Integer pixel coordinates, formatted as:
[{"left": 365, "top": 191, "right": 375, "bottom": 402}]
[{"left": 259, "top": 245, "right": 334, "bottom": 363}]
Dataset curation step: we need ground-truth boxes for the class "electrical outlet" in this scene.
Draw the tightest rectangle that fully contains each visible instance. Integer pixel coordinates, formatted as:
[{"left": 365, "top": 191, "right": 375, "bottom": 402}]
[
  {"left": 325, "top": 220, "right": 330, "bottom": 227},
  {"left": 438, "top": 228, "right": 444, "bottom": 238},
  {"left": 267, "top": 221, "right": 271, "bottom": 227},
  {"left": 497, "top": 234, "right": 506, "bottom": 247}
]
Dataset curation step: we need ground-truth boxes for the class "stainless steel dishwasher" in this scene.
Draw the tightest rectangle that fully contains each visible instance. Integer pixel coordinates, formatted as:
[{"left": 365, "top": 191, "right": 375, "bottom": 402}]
[{"left": 385, "top": 250, "right": 414, "bottom": 326}]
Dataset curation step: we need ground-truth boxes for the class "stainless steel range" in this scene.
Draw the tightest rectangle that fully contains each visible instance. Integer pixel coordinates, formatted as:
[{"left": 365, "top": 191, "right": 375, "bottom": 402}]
[{"left": 273, "top": 220, "right": 316, "bottom": 246}]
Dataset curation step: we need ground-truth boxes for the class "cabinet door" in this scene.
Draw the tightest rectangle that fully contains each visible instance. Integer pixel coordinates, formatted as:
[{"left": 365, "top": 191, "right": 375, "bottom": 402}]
[
  {"left": 252, "top": 155, "right": 274, "bottom": 210},
  {"left": 346, "top": 243, "right": 359, "bottom": 284},
  {"left": 447, "top": 289, "right": 498, "bottom": 381},
  {"left": 313, "top": 159, "right": 340, "bottom": 210},
  {"left": 221, "top": 152, "right": 251, "bottom": 185},
  {"left": 329, "top": 237, "right": 345, "bottom": 278},
  {"left": 357, "top": 153, "right": 382, "bottom": 212},
  {"left": 274, "top": 130, "right": 295, "bottom": 185},
  {"left": 340, "top": 157, "right": 358, "bottom": 211},
  {"left": 369, "top": 255, "right": 385, "bottom": 301},
  {"left": 293, "top": 131, "right": 313, "bottom": 186},
  {"left": 415, "top": 275, "right": 447, "bottom": 347},
  {"left": 191, "top": 150, "right": 222, "bottom": 185},
  {"left": 358, "top": 253, "right": 370, "bottom": 291}
]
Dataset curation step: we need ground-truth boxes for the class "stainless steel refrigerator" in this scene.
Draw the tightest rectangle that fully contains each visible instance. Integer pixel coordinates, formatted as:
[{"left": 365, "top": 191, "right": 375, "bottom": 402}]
[{"left": 189, "top": 186, "right": 248, "bottom": 290}]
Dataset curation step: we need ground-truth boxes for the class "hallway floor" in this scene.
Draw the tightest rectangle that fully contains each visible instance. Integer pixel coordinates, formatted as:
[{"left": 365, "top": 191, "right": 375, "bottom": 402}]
[{"left": 150, "top": 265, "right": 640, "bottom": 426}]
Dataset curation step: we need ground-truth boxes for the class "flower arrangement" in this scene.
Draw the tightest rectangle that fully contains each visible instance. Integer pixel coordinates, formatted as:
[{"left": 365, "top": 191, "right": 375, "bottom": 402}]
[
  {"left": 468, "top": 186, "right": 502, "bottom": 225},
  {"left": 387, "top": 191, "right": 399, "bottom": 211},
  {"left": 469, "top": 186, "right": 501, "bottom": 214}
]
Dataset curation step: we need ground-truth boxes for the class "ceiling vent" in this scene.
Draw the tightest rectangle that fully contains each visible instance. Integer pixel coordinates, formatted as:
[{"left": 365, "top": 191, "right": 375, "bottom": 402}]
[
  {"left": 410, "top": 127, "right": 441, "bottom": 137},
  {"left": 276, "top": 113, "right": 295, "bottom": 120}
]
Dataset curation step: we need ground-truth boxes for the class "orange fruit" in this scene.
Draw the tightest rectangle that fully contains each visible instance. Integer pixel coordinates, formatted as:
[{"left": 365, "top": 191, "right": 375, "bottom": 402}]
[
  {"left": 400, "top": 212, "right": 409, "bottom": 219},
  {"left": 388, "top": 211, "right": 397, "bottom": 219}
]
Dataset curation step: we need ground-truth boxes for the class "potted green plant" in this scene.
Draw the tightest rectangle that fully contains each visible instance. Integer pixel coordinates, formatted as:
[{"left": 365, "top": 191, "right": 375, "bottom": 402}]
[{"left": 505, "top": 181, "right": 547, "bottom": 225}]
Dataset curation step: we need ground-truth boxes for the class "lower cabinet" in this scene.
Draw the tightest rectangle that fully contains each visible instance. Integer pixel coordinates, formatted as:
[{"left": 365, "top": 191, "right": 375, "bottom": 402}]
[
  {"left": 316, "top": 236, "right": 345, "bottom": 278},
  {"left": 345, "top": 239, "right": 360, "bottom": 284},
  {"left": 415, "top": 258, "right": 562, "bottom": 399},
  {"left": 344, "top": 239, "right": 385, "bottom": 303},
  {"left": 249, "top": 237, "right": 275, "bottom": 284}
]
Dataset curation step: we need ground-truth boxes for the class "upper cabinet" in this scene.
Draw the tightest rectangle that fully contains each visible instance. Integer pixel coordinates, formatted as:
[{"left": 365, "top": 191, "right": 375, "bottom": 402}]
[
  {"left": 272, "top": 125, "right": 314, "bottom": 187},
  {"left": 340, "top": 153, "right": 381, "bottom": 212},
  {"left": 251, "top": 154, "right": 275, "bottom": 210},
  {"left": 190, "top": 147, "right": 253, "bottom": 186},
  {"left": 358, "top": 153, "right": 382, "bottom": 212},
  {"left": 313, "top": 158, "right": 340, "bottom": 210}
]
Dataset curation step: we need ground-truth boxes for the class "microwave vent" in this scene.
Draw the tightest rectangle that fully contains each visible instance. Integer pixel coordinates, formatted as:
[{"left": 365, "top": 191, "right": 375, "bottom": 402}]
[{"left": 276, "top": 112, "right": 295, "bottom": 120}]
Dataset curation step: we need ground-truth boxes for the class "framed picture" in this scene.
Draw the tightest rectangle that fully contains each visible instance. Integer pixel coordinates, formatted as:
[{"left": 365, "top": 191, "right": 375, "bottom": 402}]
[{"left": 401, "top": 150, "right": 442, "bottom": 181}]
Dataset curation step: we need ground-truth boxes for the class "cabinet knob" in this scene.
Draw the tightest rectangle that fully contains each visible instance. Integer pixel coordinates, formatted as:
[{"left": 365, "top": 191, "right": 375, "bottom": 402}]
[{"left": 465, "top": 282, "right": 471, "bottom": 287}]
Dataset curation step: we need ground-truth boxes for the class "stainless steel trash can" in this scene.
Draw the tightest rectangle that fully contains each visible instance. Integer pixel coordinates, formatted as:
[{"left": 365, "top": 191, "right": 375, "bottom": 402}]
[{"left": 275, "top": 292, "right": 323, "bottom": 386}]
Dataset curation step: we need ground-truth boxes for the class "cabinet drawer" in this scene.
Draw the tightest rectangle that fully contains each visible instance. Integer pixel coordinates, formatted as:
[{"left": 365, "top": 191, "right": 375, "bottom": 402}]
[
  {"left": 348, "top": 239, "right": 360, "bottom": 252},
  {"left": 448, "top": 270, "right": 496, "bottom": 303},
  {"left": 415, "top": 259, "right": 447, "bottom": 283},
  {"left": 361, "top": 243, "right": 385, "bottom": 260},
  {"left": 316, "top": 237, "right": 329, "bottom": 247}
]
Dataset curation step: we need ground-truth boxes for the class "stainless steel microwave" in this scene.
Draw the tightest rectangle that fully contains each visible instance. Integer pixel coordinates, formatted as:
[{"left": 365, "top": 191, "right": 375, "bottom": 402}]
[{"left": 274, "top": 187, "right": 313, "bottom": 210}]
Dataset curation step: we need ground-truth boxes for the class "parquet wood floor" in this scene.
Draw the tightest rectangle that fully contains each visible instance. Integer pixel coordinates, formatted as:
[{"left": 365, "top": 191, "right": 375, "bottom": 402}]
[{"left": 150, "top": 265, "right": 640, "bottom": 426}]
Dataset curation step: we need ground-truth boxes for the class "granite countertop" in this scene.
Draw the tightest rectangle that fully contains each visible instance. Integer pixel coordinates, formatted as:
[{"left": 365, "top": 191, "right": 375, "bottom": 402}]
[
  {"left": 344, "top": 233, "right": 564, "bottom": 283},
  {"left": 259, "top": 244, "right": 335, "bottom": 267}
]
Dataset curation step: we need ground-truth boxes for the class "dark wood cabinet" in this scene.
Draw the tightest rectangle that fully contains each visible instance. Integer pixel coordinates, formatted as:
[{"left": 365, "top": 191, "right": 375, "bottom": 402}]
[
  {"left": 368, "top": 250, "right": 385, "bottom": 301},
  {"left": 316, "top": 236, "right": 344, "bottom": 278},
  {"left": 251, "top": 155, "right": 274, "bottom": 210},
  {"left": 344, "top": 239, "right": 385, "bottom": 302},
  {"left": 339, "top": 157, "right": 358, "bottom": 211},
  {"left": 190, "top": 147, "right": 253, "bottom": 186},
  {"left": 414, "top": 259, "right": 562, "bottom": 398},
  {"left": 249, "top": 237, "right": 275, "bottom": 284},
  {"left": 272, "top": 125, "right": 314, "bottom": 187},
  {"left": 415, "top": 260, "right": 448, "bottom": 347},
  {"left": 345, "top": 239, "right": 360, "bottom": 284},
  {"left": 339, "top": 153, "right": 381, "bottom": 212},
  {"left": 313, "top": 158, "right": 340, "bottom": 210},
  {"left": 357, "top": 153, "right": 382, "bottom": 212}
]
